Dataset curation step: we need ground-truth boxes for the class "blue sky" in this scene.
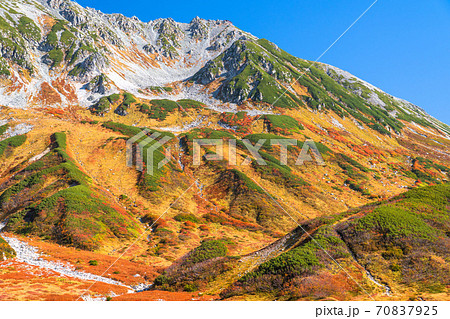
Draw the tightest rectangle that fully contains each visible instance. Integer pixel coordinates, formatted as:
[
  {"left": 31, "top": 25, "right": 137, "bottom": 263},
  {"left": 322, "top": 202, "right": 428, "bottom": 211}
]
[{"left": 77, "top": 0, "right": 450, "bottom": 125}]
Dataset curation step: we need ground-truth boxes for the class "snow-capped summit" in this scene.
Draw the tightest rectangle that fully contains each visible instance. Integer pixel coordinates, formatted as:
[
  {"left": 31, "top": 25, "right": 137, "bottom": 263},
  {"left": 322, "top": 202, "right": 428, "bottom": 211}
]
[{"left": 0, "top": 0, "right": 448, "bottom": 137}]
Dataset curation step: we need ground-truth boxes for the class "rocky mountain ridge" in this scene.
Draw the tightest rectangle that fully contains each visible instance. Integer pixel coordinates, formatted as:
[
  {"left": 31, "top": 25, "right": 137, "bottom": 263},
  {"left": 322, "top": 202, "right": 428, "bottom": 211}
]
[
  {"left": 0, "top": 0, "right": 448, "bottom": 139},
  {"left": 0, "top": 0, "right": 253, "bottom": 107}
]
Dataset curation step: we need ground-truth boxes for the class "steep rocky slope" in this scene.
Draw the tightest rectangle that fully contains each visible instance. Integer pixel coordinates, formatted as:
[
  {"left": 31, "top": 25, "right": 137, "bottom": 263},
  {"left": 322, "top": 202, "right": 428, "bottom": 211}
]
[
  {"left": 0, "top": 0, "right": 253, "bottom": 107},
  {"left": 0, "top": 0, "right": 448, "bottom": 140}
]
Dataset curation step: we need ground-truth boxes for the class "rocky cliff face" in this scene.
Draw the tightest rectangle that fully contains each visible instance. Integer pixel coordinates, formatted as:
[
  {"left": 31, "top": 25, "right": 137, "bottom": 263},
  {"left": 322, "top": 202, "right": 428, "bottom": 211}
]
[
  {"left": 0, "top": 0, "right": 253, "bottom": 107},
  {"left": 191, "top": 38, "right": 450, "bottom": 136}
]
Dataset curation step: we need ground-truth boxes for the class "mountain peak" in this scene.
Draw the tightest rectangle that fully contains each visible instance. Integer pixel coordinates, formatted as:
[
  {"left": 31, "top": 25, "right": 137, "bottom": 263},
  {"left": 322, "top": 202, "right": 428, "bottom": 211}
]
[
  {"left": 0, "top": 0, "right": 448, "bottom": 138},
  {"left": 190, "top": 16, "right": 202, "bottom": 23}
]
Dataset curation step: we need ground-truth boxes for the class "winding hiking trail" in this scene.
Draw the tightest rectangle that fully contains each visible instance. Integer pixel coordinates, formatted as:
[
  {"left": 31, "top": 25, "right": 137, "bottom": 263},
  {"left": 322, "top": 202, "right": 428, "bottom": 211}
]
[
  {"left": 205, "top": 223, "right": 393, "bottom": 298},
  {"left": 205, "top": 227, "right": 308, "bottom": 294}
]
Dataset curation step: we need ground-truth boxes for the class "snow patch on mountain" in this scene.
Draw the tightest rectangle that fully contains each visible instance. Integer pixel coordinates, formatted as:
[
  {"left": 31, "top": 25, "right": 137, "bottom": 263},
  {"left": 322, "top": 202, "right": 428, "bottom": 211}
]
[
  {"left": 0, "top": 123, "right": 33, "bottom": 140},
  {"left": 1, "top": 234, "right": 128, "bottom": 288}
]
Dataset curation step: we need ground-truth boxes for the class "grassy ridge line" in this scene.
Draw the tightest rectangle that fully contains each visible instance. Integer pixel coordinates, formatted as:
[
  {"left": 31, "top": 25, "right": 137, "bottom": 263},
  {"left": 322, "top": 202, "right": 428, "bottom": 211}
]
[
  {"left": 4, "top": 132, "right": 140, "bottom": 250},
  {"left": 195, "top": 37, "right": 436, "bottom": 136},
  {"left": 222, "top": 183, "right": 450, "bottom": 299},
  {"left": 140, "top": 99, "right": 205, "bottom": 121},
  {"left": 153, "top": 239, "right": 231, "bottom": 292},
  {"left": 101, "top": 121, "right": 175, "bottom": 192},
  {"left": 0, "top": 134, "right": 27, "bottom": 156}
]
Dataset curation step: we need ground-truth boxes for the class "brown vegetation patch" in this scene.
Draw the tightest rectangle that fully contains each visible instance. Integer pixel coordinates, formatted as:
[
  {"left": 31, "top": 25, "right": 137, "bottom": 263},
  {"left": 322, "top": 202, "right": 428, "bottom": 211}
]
[
  {"left": 112, "top": 290, "right": 217, "bottom": 301},
  {"left": 37, "top": 15, "right": 56, "bottom": 33},
  {"left": 291, "top": 80, "right": 310, "bottom": 97},
  {"left": 5, "top": 73, "right": 24, "bottom": 93},
  {"left": 35, "top": 82, "right": 62, "bottom": 105},
  {"left": 0, "top": 259, "right": 129, "bottom": 301},
  {"left": 52, "top": 78, "right": 78, "bottom": 103}
]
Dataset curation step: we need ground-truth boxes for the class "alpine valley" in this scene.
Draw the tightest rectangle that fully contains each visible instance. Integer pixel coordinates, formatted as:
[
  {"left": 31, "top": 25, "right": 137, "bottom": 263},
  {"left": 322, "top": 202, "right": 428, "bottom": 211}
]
[{"left": 0, "top": 0, "right": 449, "bottom": 301}]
